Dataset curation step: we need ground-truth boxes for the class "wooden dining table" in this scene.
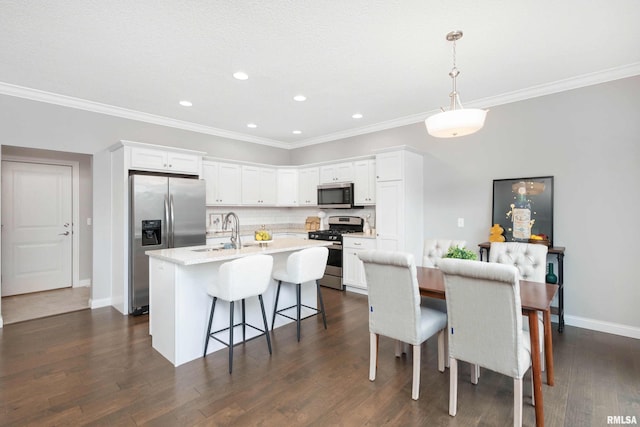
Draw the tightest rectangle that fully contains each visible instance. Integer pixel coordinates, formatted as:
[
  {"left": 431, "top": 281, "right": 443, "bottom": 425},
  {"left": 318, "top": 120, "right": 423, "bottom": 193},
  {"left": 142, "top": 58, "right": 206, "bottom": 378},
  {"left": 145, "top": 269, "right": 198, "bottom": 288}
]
[{"left": 417, "top": 266, "right": 559, "bottom": 427}]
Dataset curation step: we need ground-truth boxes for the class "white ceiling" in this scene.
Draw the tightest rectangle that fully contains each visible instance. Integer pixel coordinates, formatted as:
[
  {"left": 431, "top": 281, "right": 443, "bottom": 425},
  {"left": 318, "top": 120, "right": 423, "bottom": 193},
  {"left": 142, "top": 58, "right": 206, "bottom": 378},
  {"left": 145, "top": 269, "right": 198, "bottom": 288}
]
[{"left": 1, "top": 1, "right": 639, "bottom": 149}]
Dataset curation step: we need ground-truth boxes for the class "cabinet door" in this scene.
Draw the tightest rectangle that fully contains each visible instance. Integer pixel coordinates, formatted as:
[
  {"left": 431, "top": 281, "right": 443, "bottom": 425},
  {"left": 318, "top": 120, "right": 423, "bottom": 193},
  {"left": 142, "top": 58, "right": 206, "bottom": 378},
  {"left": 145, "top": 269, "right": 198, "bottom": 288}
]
[
  {"left": 130, "top": 147, "right": 168, "bottom": 171},
  {"left": 298, "top": 167, "right": 319, "bottom": 205},
  {"left": 242, "top": 166, "right": 276, "bottom": 205},
  {"left": 375, "top": 180, "right": 403, "bottom": 250},
  {"left": 259, "top": 168, "right": 277, "bottom": 205},
  {"left": 354, "top": 160, "right": 375, "bottom": 205},
  {"left": 342, "top": 247, "right": 360, "bottom": 287},
  {"left": 166, "top": 152, "right": 200, "bottom": 174},
  {"left": 217, "top": 163, "right": 241, "bottom": 205},
  {"left": 277, "top": 169, "right": 298, "bottom": 206},
  {"left": 376, "top": 151, "right": 403, "bottom": 181},
  {"left": 334, "top": 162, "right": 354, "bottom": 182},
  {"left": 319, "top": 165, "right": 337, "bottom": 183},
  {"left": 241, "top": 166, "right": 261, "bottom": 204},
  {"left": 202, "top": 162, "right": 219, "bottom": 205}
]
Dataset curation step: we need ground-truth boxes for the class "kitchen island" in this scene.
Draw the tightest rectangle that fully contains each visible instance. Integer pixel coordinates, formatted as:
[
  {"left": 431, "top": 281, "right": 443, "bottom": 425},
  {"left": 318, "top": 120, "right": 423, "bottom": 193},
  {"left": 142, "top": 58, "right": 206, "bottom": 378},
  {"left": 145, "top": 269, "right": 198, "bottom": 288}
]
[{"left": 146, "top": 238, "right": 331, "bottom": 367}]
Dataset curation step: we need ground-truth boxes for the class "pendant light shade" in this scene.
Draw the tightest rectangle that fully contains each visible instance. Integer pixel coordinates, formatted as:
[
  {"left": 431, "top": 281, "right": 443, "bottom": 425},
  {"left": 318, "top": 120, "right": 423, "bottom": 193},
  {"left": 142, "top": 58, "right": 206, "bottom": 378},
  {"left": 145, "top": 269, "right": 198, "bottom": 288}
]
[
  {"left": 425, "top": 30, "right": 487, "bottom": 138},
  {"left": 425, "top": 108, "right": 487, "bottom": 138}
]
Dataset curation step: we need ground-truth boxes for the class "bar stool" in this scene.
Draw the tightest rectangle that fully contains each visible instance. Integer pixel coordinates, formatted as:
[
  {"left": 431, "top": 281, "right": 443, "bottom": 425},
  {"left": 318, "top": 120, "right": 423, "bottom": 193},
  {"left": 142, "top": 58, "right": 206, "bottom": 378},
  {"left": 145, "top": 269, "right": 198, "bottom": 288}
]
[
  {"left": 203, "top": 254, "right": 274, "bottom": 373},
  {"left": 271, "top": 246, "right": 329, "bottom": 341}
]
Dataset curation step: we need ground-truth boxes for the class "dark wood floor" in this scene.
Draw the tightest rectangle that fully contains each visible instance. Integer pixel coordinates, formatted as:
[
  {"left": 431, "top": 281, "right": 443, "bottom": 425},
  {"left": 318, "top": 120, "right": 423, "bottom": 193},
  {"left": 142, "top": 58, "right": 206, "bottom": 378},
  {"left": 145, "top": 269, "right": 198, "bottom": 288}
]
[{"left": 0, "top": 288, "right": 638, "bottom": 426}]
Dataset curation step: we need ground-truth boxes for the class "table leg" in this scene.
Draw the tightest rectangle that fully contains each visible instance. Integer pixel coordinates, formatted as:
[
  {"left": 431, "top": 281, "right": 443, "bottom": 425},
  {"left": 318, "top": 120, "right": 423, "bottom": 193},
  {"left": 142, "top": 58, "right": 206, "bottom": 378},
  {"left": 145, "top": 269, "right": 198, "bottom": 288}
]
[
  {"left": 528, "top": 310, "right": 544, "bottom": 427},
  {"left": 543, "top": 309, "right": 554, "bottom": 386}
]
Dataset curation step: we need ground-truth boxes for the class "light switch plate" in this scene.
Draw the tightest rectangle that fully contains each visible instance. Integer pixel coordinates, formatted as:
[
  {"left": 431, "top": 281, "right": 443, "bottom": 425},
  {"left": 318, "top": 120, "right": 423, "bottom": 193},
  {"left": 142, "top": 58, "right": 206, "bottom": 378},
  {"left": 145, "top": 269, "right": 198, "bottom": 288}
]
[{"left": 457, "top": 218, "right": 464, "bottom": 228}]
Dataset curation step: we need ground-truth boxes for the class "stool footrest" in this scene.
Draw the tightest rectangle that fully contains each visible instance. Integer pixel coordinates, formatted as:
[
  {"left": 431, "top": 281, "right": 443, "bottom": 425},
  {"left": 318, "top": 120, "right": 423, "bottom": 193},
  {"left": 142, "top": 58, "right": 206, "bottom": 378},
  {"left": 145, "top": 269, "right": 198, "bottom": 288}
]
[{"left": 208, "top": 322, "right": 268, "bottom": 348}]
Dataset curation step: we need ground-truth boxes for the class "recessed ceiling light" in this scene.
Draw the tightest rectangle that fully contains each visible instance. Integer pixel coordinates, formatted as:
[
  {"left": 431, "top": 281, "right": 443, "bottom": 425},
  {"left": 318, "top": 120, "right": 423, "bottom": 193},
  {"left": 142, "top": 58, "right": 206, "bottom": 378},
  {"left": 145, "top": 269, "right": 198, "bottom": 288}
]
[
  {"left": 352, "top": 113, "right": 363, "bottom": 119},
  {"left": 179, "top": 100, "right": 193, "bottom": 107},
  {"left": 233, "top": 71, "right": 249, "bottom": 80},
  {"left": 247, "top": 123, "right": 257, "bottom": 128},
  {"left": 292, "top": 130, "right": 302, "bottom": 134},
  {"left": 293, "top": 95, "right": 307, "bottom": 102}
]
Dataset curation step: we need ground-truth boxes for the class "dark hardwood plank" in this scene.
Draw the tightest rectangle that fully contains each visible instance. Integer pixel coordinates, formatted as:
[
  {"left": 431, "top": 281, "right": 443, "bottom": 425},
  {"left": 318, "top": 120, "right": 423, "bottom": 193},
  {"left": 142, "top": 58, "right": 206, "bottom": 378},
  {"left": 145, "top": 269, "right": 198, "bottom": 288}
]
[{"left": 1, "top": 289, "right": 638, "bottom": 426}]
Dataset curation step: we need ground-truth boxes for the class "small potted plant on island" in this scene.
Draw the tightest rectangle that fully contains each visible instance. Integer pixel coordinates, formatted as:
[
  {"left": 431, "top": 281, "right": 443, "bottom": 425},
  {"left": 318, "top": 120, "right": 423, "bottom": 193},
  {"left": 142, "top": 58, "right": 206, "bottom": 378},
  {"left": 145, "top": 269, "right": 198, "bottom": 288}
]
[{"left": 444, "top": 246, "right": 478, "bottom": 261}]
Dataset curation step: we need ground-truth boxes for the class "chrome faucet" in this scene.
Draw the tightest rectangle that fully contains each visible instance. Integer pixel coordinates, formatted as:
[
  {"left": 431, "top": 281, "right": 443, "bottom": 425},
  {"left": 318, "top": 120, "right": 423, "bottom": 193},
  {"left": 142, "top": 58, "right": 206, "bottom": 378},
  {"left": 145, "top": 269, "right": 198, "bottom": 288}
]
[{"left": 223, "top": 212, "right": 242, "bottom": 249}]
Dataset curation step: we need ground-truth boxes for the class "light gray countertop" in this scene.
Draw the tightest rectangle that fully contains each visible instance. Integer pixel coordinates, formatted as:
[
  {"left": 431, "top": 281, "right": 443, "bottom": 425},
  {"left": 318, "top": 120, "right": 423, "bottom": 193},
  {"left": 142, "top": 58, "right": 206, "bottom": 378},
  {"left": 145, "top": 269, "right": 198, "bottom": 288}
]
[{"left": 146, "top": 237, "right": 330, "bottom": 266}]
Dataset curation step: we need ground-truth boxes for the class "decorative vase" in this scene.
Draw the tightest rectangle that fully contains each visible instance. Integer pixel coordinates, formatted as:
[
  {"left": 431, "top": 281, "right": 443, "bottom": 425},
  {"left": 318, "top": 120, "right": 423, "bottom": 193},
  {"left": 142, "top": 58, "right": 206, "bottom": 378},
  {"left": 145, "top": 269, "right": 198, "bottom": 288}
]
[{"left": 546, "top": 263, "right": 558, "bottom": 284}]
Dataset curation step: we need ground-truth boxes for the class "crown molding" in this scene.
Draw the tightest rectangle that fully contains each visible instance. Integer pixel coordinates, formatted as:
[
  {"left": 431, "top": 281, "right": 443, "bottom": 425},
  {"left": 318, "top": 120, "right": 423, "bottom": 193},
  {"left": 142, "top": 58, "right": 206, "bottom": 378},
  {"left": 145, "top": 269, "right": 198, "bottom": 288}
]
[
  {"left": 2, "top": 62, "right": 639, "bottom": 150},
  {"left": 0, "top": 82, "right": 289, "bottom": 149}
]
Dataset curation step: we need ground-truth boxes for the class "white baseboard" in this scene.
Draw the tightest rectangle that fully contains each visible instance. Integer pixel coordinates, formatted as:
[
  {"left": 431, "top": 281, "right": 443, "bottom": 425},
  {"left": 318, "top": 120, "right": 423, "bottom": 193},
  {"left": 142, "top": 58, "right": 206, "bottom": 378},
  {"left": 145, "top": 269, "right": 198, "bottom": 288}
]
[
  {"left": 74, "top": 279, "right": 91, "bottom": 288},
  {"left": 0, "top": 315, "right": 3, "bottom": 328},
  {"left": 90, "top": 297, "right": 112, "bottom": 309},
  {"left": 345, "top": 286, "right": 368, "bottom": 296},
  {"left": 564, "top": 314, "right": 640, "bottom": 339}
]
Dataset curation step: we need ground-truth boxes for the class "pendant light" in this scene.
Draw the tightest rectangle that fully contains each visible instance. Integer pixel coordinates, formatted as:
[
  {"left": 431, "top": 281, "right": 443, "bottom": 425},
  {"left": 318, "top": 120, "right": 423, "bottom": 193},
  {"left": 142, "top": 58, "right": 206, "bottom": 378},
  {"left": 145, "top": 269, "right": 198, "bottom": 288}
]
[{"left": 425, "top": 30, "right": 488, "bottom": 138}]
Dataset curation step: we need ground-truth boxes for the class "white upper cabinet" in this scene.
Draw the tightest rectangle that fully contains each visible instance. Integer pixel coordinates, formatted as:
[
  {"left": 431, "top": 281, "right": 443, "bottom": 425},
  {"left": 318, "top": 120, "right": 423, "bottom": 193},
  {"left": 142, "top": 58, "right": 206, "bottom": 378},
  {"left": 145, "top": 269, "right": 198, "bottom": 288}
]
[
  {"left": 319, "top": 162, "right": 354, "bottom": 183},
  {"left": 241, "top": 166, "right": 277, "bottom": 205},
  {"left": 375, "top": 151, "right": 403, "bottom": 182},
  {"left": 298, "top": 167, "right": 319, "bottom": 206},
  {"left": 202, "top": 161, "right": 241, "bottom": 205},
  {"left": 353, "top": 159, "right": 376, "bottom": 205},
  {"left": 130, "top": 146, "right": 201, "bottom": 174},
  {"left": 277, "top": 169, "right": 299, "bottom": 206}
]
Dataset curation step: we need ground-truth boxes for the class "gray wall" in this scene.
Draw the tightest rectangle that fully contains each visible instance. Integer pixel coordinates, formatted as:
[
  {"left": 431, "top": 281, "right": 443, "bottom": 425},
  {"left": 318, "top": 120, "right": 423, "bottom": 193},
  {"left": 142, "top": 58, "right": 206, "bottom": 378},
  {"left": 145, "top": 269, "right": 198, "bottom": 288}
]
[
  {"left": 1, "top": 75, "right": 638, "bottom": 335},
  {"left": 291, "top": 76, "right": 640, "bottom": 334}
]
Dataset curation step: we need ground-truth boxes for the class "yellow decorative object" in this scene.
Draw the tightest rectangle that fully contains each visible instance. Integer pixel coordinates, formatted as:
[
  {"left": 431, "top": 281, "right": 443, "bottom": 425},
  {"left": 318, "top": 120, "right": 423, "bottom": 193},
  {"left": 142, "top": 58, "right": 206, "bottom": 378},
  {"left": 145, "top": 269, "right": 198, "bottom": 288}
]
[{"left": 489, "top": 223, "right": 505, "bottom": 242}]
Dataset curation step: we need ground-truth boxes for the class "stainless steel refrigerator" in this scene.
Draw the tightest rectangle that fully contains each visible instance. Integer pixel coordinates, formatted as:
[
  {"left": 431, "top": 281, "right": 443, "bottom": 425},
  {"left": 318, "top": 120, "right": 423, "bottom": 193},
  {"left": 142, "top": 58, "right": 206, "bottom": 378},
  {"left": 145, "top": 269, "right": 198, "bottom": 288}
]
[{"left": 129, "top": 173, "right": 206, "bottom": 314}]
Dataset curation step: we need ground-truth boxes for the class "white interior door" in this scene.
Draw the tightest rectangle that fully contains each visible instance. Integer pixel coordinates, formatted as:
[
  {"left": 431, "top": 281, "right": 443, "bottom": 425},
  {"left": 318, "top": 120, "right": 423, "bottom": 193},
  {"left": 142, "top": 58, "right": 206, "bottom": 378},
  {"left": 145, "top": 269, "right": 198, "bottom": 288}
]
[{"left": 1, "top": 161, "right": 73, "bottom": 296}]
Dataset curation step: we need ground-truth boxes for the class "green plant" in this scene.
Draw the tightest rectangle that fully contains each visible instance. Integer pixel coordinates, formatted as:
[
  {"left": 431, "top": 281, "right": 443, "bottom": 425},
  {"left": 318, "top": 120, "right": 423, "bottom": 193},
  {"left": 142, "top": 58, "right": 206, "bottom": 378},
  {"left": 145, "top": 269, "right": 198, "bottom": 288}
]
[{"left": 444, "top": 246, "right": 478, "bottom": 260}]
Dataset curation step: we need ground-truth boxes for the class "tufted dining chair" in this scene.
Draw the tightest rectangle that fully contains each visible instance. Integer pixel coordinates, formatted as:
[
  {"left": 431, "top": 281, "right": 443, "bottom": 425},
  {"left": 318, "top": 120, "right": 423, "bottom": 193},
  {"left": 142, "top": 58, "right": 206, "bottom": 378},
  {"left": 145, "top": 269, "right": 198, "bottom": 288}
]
[
  {"left": 439, "top": 258, "right": 534, "bottom": 427},
  {"left": 423, "top": 239, "right": 468, "bottom": 268},
  {"left": 489, "top": 242, "right": 548, "bottom": 371},
  {"left": 358, "top": 250, "right": 448, "bottom": 400}
]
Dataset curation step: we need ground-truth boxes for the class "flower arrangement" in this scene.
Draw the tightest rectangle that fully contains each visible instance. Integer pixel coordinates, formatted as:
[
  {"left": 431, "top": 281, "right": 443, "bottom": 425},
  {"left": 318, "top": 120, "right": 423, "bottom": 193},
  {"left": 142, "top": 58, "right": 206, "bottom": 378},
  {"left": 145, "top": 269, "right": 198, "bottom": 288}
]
[{"left": 444, "top": 246, "right": 478, "bottom": 261}]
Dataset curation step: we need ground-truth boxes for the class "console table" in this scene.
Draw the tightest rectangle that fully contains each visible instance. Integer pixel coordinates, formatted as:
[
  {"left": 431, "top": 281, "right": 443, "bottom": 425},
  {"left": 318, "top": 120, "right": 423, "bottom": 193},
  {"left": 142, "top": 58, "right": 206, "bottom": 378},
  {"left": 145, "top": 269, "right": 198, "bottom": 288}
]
[{"left": 478, "top": 242, "right": 566, "bottom": 332}]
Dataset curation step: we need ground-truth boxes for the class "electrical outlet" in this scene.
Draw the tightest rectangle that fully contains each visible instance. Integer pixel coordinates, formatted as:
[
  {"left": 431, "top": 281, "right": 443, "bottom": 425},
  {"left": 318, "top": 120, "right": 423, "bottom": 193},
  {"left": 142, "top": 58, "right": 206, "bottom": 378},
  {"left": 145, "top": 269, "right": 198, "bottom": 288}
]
[{"left": 457, "top": 218, "right": 464, "bottom": 228}]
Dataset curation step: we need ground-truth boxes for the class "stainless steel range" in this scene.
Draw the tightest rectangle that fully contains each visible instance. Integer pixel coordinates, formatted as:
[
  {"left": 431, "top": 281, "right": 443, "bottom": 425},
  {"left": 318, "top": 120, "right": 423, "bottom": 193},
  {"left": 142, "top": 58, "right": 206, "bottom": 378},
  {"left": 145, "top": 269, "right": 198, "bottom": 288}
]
[{"left": 308, "top": 216, "right": 364, "bottom": 290}]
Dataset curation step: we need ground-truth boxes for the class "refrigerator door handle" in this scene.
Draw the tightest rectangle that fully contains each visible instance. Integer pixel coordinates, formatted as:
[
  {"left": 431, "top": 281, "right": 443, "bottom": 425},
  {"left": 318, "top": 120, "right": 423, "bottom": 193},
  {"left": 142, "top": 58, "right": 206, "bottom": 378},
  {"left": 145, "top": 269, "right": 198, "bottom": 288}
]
[
  {"left": 170, "top": 194, "right": 175, "bottom": 248},
  {"left": 164, "top": 194, "right": 171, "bottom": 247}
]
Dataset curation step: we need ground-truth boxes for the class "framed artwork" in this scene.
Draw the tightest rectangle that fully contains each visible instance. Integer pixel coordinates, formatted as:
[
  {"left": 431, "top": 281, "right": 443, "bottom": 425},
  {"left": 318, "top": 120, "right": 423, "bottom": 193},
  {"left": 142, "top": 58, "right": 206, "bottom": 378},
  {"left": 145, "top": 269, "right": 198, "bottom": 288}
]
[{"left": 492, "top": 176, "right": 554, "bottom": 245}]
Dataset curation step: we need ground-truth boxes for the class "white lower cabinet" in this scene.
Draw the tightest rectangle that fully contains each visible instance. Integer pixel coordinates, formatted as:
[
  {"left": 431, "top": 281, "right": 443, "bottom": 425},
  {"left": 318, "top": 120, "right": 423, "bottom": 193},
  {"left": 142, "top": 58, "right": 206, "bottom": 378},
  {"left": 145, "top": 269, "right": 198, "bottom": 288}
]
[{"left": 342, "top": 236, "right": 376, "bottom": 290}]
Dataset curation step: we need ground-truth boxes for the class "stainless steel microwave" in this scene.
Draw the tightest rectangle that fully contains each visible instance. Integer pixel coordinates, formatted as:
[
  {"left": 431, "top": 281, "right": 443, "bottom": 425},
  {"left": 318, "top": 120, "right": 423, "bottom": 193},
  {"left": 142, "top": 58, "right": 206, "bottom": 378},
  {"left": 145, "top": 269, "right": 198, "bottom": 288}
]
[{"left": 317, "top": 182, "right": 354, "bottom": 209}]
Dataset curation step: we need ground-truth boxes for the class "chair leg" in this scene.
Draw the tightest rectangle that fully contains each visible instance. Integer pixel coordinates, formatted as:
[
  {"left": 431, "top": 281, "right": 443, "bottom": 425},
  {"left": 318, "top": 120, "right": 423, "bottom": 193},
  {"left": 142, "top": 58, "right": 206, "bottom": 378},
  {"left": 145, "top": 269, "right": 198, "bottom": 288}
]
[
  {"left": 437, "top": 329, "right": 445, "bottom": 373},
  {"left": 203, "top": 297, "right": 217, "bottom": 357},
  {"left": 296, "top": 283, "right": 302, "bottom": 342},
  {"left": 271, "top": 280, "right": 282, "bottom": 330},
  {"left": 242, "top": 298, "right": 246, "bottom": 343},
  {"left": 394, "top": 340, "right": 402, "bottom": 357},
  {"left": 228, "top": 300, "right": 234, "bottom": 374},
  {"left": 369, "top": 332, "right": 377, "bottom": 381},
  {"left": 316, "top": 280, "right": 327, "bottom": 329},
  {"left": 449, "top": 357, "right": 458, "bottom": 416},
  {"left": 258, "top": 295, "right": 272, "bottom": 355},
  {"left": 412, "top": 344, "right": 421, "bottom": 400},
  {"left": 471, "top": 364, "right": 479, "bottom": 385},
  {"left": 514, "top": 377, "right": 523, "bottom": 427},
  {"left": 444, "top": 331, "right": 450, "bottom": 368}
]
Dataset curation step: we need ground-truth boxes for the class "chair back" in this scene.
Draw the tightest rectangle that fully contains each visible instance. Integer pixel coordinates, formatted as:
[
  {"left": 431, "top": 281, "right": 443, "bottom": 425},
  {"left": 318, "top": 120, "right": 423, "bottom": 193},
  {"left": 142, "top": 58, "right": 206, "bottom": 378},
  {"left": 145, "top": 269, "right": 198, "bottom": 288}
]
[
  {"left": 209, "top": 254, "right": 274, "bottom": 301},
  {"left": 358, "top": 250, "right": 422, "bottom": 345},
  {"left": 489, "top": 242, "right": 547, "bottom": 282},
  {"left": 423, "top": 239, "right": 467, "bottom": 267},
  {"left": 284, "top": 246, "right": 329, "bottom": 284},
  {"left": 439, "top": 258, "right": 529, "bottom": 379}
]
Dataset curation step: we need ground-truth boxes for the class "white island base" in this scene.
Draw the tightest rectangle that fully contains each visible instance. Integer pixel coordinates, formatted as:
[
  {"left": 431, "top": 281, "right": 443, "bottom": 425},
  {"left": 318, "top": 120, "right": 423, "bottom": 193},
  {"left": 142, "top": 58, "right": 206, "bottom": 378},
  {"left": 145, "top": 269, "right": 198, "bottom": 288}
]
[{"left": 147, "top": 238, "right": 331, "bottom": 367}]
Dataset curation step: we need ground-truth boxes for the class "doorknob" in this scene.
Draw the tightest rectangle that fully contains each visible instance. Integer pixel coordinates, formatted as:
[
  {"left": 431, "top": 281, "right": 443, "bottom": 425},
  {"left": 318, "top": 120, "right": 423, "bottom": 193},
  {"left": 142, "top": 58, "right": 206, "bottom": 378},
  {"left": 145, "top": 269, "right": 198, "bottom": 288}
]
[
  {"left": 63, "top": 223, "right": 70, "bottom": 227},
  {"left": 58, "top": 231, "right": 70, "bottom": 236}
]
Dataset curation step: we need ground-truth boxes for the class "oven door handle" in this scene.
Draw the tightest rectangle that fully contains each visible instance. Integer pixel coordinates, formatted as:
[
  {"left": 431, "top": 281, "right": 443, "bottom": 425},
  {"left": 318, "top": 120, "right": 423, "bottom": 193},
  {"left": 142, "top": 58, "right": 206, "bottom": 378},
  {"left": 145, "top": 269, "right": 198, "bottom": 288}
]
[{"left": 328, "top": 244, "right": 342, "bottom": 250}]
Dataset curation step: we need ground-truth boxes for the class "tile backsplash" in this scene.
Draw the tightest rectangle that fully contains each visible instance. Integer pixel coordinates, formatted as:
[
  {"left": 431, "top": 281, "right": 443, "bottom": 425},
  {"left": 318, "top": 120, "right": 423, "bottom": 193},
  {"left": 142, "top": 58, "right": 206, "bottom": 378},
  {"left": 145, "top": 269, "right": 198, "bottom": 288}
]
[{"left": 206, "top": 206, "right": 375, "bottom": 232}]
